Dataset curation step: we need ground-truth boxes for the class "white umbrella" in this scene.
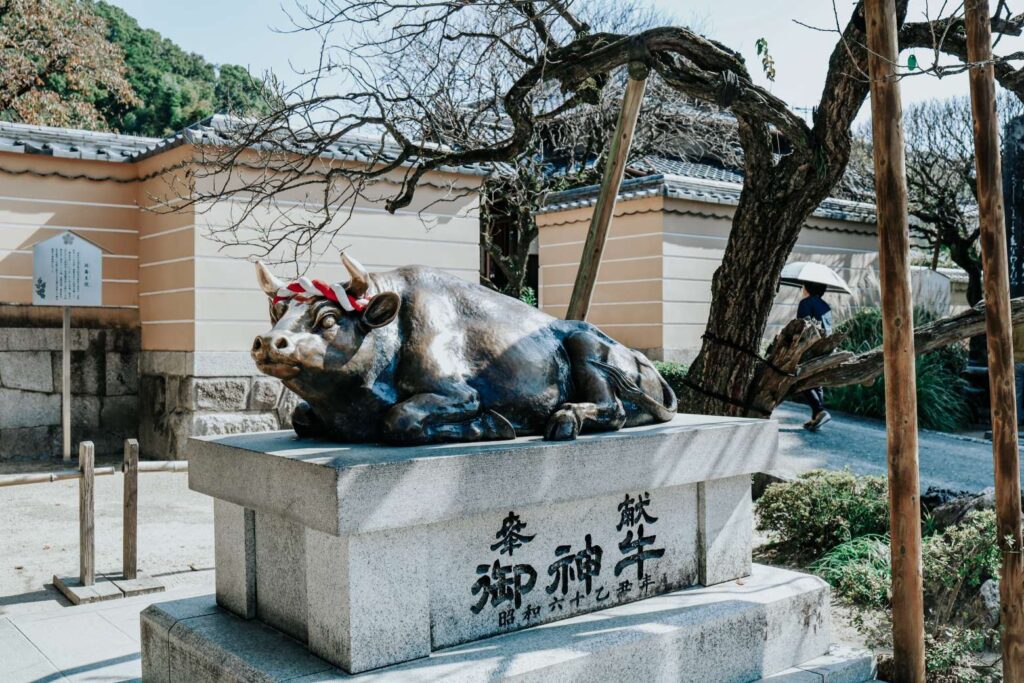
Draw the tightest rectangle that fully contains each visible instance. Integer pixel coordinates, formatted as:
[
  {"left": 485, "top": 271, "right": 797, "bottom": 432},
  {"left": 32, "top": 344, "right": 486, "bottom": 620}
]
[{"left": 779, "top": 261, "right": 853, "bottom": 295}]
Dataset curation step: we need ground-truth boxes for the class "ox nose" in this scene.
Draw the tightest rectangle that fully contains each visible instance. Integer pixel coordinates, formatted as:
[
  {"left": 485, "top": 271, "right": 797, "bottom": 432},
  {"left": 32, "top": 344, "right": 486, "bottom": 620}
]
[{"left": 252, "top": 333, "right": 294, "bottom": 360}]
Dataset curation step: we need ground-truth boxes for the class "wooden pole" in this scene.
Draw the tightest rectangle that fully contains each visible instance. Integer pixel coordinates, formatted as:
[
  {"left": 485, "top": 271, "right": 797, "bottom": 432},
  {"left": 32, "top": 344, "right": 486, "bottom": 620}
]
[
  {"left": 565, "top": 63, "right": 649, "bottom": 321},
  {"left": 62, "top": 306, "right": 71, "bottom": 463},
  {"left": 864, "top": 1, "right": 926, "bottom": 680},
  {"left": 964, "top": 0, "right": 1024, "bottom": 675},
  {"left": 78, "top": 440, "right": 95, "bottom": 586},
  {"left": 123, "top": 438, "right": 139, "bottom": 580}
]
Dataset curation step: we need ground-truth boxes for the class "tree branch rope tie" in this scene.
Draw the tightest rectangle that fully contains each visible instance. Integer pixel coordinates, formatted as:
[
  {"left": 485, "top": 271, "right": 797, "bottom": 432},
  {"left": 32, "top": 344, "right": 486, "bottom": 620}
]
[
  {"left": 701, "top": 330, "right": 796, "bottom": 378},
  {"left": 678, "top": 376, "right": 772, "bottom": 417}
]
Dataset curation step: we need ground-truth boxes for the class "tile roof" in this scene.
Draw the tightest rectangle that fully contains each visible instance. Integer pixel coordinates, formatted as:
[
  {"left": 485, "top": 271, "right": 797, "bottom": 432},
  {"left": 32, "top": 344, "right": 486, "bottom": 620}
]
[
  {"left": 0, "top": 120, "right": 159, "bottom": 161},
  {"left": 540, "top": 163, "right": 879, "bottom": 228},
  {"left": 0, "top": 115, "right": 492, "bottom": 176}
]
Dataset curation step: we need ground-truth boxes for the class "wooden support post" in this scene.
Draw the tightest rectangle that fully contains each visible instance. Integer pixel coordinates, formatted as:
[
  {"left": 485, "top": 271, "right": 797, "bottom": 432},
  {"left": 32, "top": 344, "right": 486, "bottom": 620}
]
[
  {"left": 62, "top": 306, "right": 71, "bottom": 463},
  {"left": 964, "top": 0, "right": 1024, "bottom": 676},
  {"left": 79, "top": 440, "right": 95, "bottom": 587},
  {"left": 565, "top": 63, "right": 649, "bottom": 321},
  {"left": 123, "top": 438, "right": 139, "bottom": 580},
  {"left": 864, "top": 1, "right": 926, "bottom": 680}
]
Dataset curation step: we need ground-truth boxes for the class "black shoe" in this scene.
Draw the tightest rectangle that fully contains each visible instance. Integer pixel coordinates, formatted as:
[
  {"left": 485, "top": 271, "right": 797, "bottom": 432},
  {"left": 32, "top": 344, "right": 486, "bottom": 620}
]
[{"left": 804, "top": 411, "right": 832, "bottom": 432}]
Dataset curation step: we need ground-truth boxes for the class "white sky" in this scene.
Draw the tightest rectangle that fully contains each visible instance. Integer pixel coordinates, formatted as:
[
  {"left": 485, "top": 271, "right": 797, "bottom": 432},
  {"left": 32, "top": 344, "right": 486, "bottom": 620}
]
[{"left": 108, "top": 0, "right": 1023, "bottom": 124}]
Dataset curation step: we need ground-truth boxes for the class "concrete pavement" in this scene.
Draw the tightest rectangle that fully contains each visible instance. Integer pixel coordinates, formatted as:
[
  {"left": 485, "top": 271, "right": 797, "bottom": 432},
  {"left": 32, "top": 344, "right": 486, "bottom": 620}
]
[{"left": 773, "top": 402, "right": 1015, "bottom": 491}]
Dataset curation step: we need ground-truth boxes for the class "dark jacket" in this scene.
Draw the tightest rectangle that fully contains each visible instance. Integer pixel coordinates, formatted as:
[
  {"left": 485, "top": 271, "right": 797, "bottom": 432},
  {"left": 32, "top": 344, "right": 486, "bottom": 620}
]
[{"left": 797, "top": 295, "right": 833, "bottom": 335}]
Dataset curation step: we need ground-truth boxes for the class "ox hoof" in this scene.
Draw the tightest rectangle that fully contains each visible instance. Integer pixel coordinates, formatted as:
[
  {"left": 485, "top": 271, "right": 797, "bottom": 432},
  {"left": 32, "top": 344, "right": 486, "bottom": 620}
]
[
  {"left": 544, "top": 409, "right": 580, "bottom": 441},
  {"left": 483, "top": 411, "right": 516, "bottom": 440}
]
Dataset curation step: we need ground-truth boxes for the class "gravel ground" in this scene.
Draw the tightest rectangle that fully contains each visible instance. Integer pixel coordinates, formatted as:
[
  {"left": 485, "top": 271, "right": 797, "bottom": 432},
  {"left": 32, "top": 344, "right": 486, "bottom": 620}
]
[{"left": 0, "top": 467, "right": 214, "bottom": 616}]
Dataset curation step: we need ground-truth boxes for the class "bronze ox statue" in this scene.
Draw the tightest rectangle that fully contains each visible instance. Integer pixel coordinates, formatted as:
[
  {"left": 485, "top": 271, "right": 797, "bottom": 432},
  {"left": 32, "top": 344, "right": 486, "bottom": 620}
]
[{"left": 251, "top": 253, "right": 677, "bottom": 444}]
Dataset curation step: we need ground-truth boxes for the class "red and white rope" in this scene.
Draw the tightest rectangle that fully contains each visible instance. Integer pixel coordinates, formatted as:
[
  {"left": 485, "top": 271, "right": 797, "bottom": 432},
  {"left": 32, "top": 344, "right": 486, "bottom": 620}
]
[{"left": 272, "top": 276, "right": 368, "bottom": 312}]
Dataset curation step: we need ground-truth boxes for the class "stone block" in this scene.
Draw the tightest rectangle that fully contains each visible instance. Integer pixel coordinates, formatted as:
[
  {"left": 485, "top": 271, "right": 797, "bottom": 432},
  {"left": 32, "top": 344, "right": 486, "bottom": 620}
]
[
  {"left": 105, "top": 350, "right": 139, "bottom": 396},
  {"left": 305, "top": 526, "right": 431, "bottom": 673},
  {"left": 191, "top": 412, "right": 278, "bottom": 438},
  {"left": 105, "top": 327, "right": 140, "bottom": 354},
  {"left": 759, "top": 646, "right": 876, "bottom": 682},
  {"left": 193, "top": 351, "right": 259, "bottom": 377},
  {"left": 141, "top": 564, "right": 832, "bottom": 682},
  {"left": 214, "top": 499, "right": 257, "bottom": 619},
  {"left": 698, "top": 474, "right": 753, "bottom": 585},
  {"left": 250, "top": 377, "right": 282, "bottom": 410},
  {"left": 0, "top": 388, "right": 60, "bottom": 429},
  {"left": 0, "top": 351, "right": 53, "bottom": 392},
  {"left": 141, "top": 350, "right": 194, "bottom": 377},
  {"left": 188, "top": 415, "right": 776, "bottom": 673},
  {"left": 53, "top": 348, "right": 104, "bottom": 395},
  {"left": 188, "top": 414, "right": 777, "bottom": 538},
  {"left": 70, "top": 395, "right": 101, "bottom": 432},
  {"left": 194, "top": 378, "right": 250, "bottom": 411},
  {"left": 255, "top": 511, "right": 308, "bottom": 641},
  {"left": 2, "top": 327, "right": 62, "bottom": 352},
  {"left": 141, "top": 596, "right": 223, "bottom": 683},
  {"left": 0, "top": 425, "right": 59, "bottom": 460},
  {"left": 100, "top": 395, "right": 138, "bottom": 435}
]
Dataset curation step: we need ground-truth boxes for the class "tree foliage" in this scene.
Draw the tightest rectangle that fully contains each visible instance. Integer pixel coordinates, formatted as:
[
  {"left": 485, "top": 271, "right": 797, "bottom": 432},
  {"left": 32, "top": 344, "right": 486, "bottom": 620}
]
[
  {"left": 0, "top": 0, "right": 138, "bottom": 129},
  {"left": 0, "top": 0, "right": 273, "bottom": 135},
  {"left": 88, "top": 1, "right": 273, "bottom": 136}
]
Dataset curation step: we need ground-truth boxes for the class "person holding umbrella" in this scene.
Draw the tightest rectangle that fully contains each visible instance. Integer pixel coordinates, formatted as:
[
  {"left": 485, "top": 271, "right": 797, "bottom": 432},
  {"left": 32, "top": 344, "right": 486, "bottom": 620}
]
[{"left": 780, "top": 262, "right": 853, "bottom": 432}]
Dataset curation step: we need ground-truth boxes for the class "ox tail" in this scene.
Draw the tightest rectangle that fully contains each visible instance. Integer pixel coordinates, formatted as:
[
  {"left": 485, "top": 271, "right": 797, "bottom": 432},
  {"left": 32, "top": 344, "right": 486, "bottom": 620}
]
[{"left": 589, "top": 359, "right": 677, "bottom": 422}]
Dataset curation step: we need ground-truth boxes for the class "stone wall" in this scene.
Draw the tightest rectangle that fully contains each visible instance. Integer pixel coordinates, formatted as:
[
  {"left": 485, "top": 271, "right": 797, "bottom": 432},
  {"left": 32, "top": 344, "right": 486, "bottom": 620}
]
[
  {"left": 0, "top": 305, "right": 139, "bottom": 460},
  {"left": 139, "top": 352, "right": 296, "bottom": 460}
]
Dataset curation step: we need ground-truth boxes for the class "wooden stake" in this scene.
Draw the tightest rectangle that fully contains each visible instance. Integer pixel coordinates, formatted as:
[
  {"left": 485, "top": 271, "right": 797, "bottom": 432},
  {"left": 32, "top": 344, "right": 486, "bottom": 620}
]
[
  {"left": 79, "top": 440, "right": 95, "bottom": 587},
  {"left": 864, "top": 1, "right": 926, "bottom": 680},
  {"left": 964, "top": 1, "right": 1024, "bottom": 676},
  {"left": 123, "top": 438, "right": 139, "bottom": 581},
  {"left": 565, "top": 64, "right": 648, "bottom": 321},
  {"left": 62, "top": 306, "right": 71, "bottom": 463}
]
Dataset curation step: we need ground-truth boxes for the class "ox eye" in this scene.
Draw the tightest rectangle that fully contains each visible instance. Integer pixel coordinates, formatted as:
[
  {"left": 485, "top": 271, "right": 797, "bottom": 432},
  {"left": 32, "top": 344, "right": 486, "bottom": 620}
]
[{"left": 318, "top": 314, "right": 337, "bottom": 330}]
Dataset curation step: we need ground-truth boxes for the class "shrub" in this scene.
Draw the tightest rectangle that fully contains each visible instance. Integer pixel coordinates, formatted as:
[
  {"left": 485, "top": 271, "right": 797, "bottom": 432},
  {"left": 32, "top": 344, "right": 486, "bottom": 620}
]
[
  {"left": 519, "top": 286, "right": 537, "bottom": 307},
  {"left": 811, "top": 534, "right": 891, "bottom": 609},
  {"left": 922, "top": 510, "right": 1000, "bottom": 626},
  {"left": 755, "top": 470, "right": 889, "bottom": 557},
  {"left": 653, "top": 361, "right": 688, "bottom": 401},
  {"left": 827, "top": 307, "right": 970, "bottom": 431}
]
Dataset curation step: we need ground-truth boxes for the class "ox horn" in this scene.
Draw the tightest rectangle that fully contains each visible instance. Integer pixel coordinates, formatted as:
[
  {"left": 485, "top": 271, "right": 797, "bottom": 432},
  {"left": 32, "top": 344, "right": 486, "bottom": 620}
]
[
  {"left": 341, "top": 251, "right": 370, "bottom": 298},
  {"left": 255, "top": 261, "right": 284, "bottom": 298}
]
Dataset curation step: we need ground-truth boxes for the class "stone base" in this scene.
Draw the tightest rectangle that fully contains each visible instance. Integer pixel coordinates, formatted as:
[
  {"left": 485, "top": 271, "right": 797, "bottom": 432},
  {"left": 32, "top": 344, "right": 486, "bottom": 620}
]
[
  {"left": 111, "top": 573, "right": 166, "bottom": 598},
  {"left": 141, "top": 564, "right": 845, "bottom": 683},
  {"left": 52, "top": 576, "right": 123, "bottom": 605},
  {"left": 54, "top": 573, "right": 165, "bottom": 605}
]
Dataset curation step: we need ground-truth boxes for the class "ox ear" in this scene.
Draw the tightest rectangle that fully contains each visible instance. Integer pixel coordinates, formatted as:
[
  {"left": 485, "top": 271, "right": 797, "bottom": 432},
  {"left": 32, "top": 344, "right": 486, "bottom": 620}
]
[
  {"left": 360, "top": 292, "right": 400, "bottom": 329},
  {"left": 255, "top": 262, "right": 284, "bottom": 298}
]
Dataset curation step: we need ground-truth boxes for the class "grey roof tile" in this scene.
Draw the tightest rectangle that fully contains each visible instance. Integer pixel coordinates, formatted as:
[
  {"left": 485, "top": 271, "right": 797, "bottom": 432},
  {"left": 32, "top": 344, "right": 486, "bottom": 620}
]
[{"left": 541, "top": 164, "right": 878, "bottom": 229}]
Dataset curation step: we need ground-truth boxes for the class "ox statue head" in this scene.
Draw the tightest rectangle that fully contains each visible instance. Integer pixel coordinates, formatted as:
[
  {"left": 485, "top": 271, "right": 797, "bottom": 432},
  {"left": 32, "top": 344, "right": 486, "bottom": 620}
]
[{"left": 251, "top": 253, "right": 401, "bottom": 381}]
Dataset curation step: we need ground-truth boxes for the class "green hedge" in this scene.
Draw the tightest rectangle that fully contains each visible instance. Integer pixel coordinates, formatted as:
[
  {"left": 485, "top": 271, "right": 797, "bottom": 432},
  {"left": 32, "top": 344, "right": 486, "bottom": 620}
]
[{"left": 653, "top": 361, "right": 688, "bottom": 401}]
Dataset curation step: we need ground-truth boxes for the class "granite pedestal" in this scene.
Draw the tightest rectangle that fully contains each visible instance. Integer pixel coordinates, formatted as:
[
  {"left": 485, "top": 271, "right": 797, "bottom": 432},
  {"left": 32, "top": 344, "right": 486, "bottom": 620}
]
[{"left": 141, "top": 415, "right": 870, "bottom": 682}]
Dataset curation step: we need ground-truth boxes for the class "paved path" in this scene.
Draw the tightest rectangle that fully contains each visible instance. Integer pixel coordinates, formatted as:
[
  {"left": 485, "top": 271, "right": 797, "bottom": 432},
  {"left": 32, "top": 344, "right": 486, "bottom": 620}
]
[
  {"left": 0, "top": 470, "right": 214, "bottom": 616},
  {"left": 773, "top": 402, "right": 1015, "bottom": 492},
  {"left": 1, "top": 584, "right": 209, "bottom": 682}
]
